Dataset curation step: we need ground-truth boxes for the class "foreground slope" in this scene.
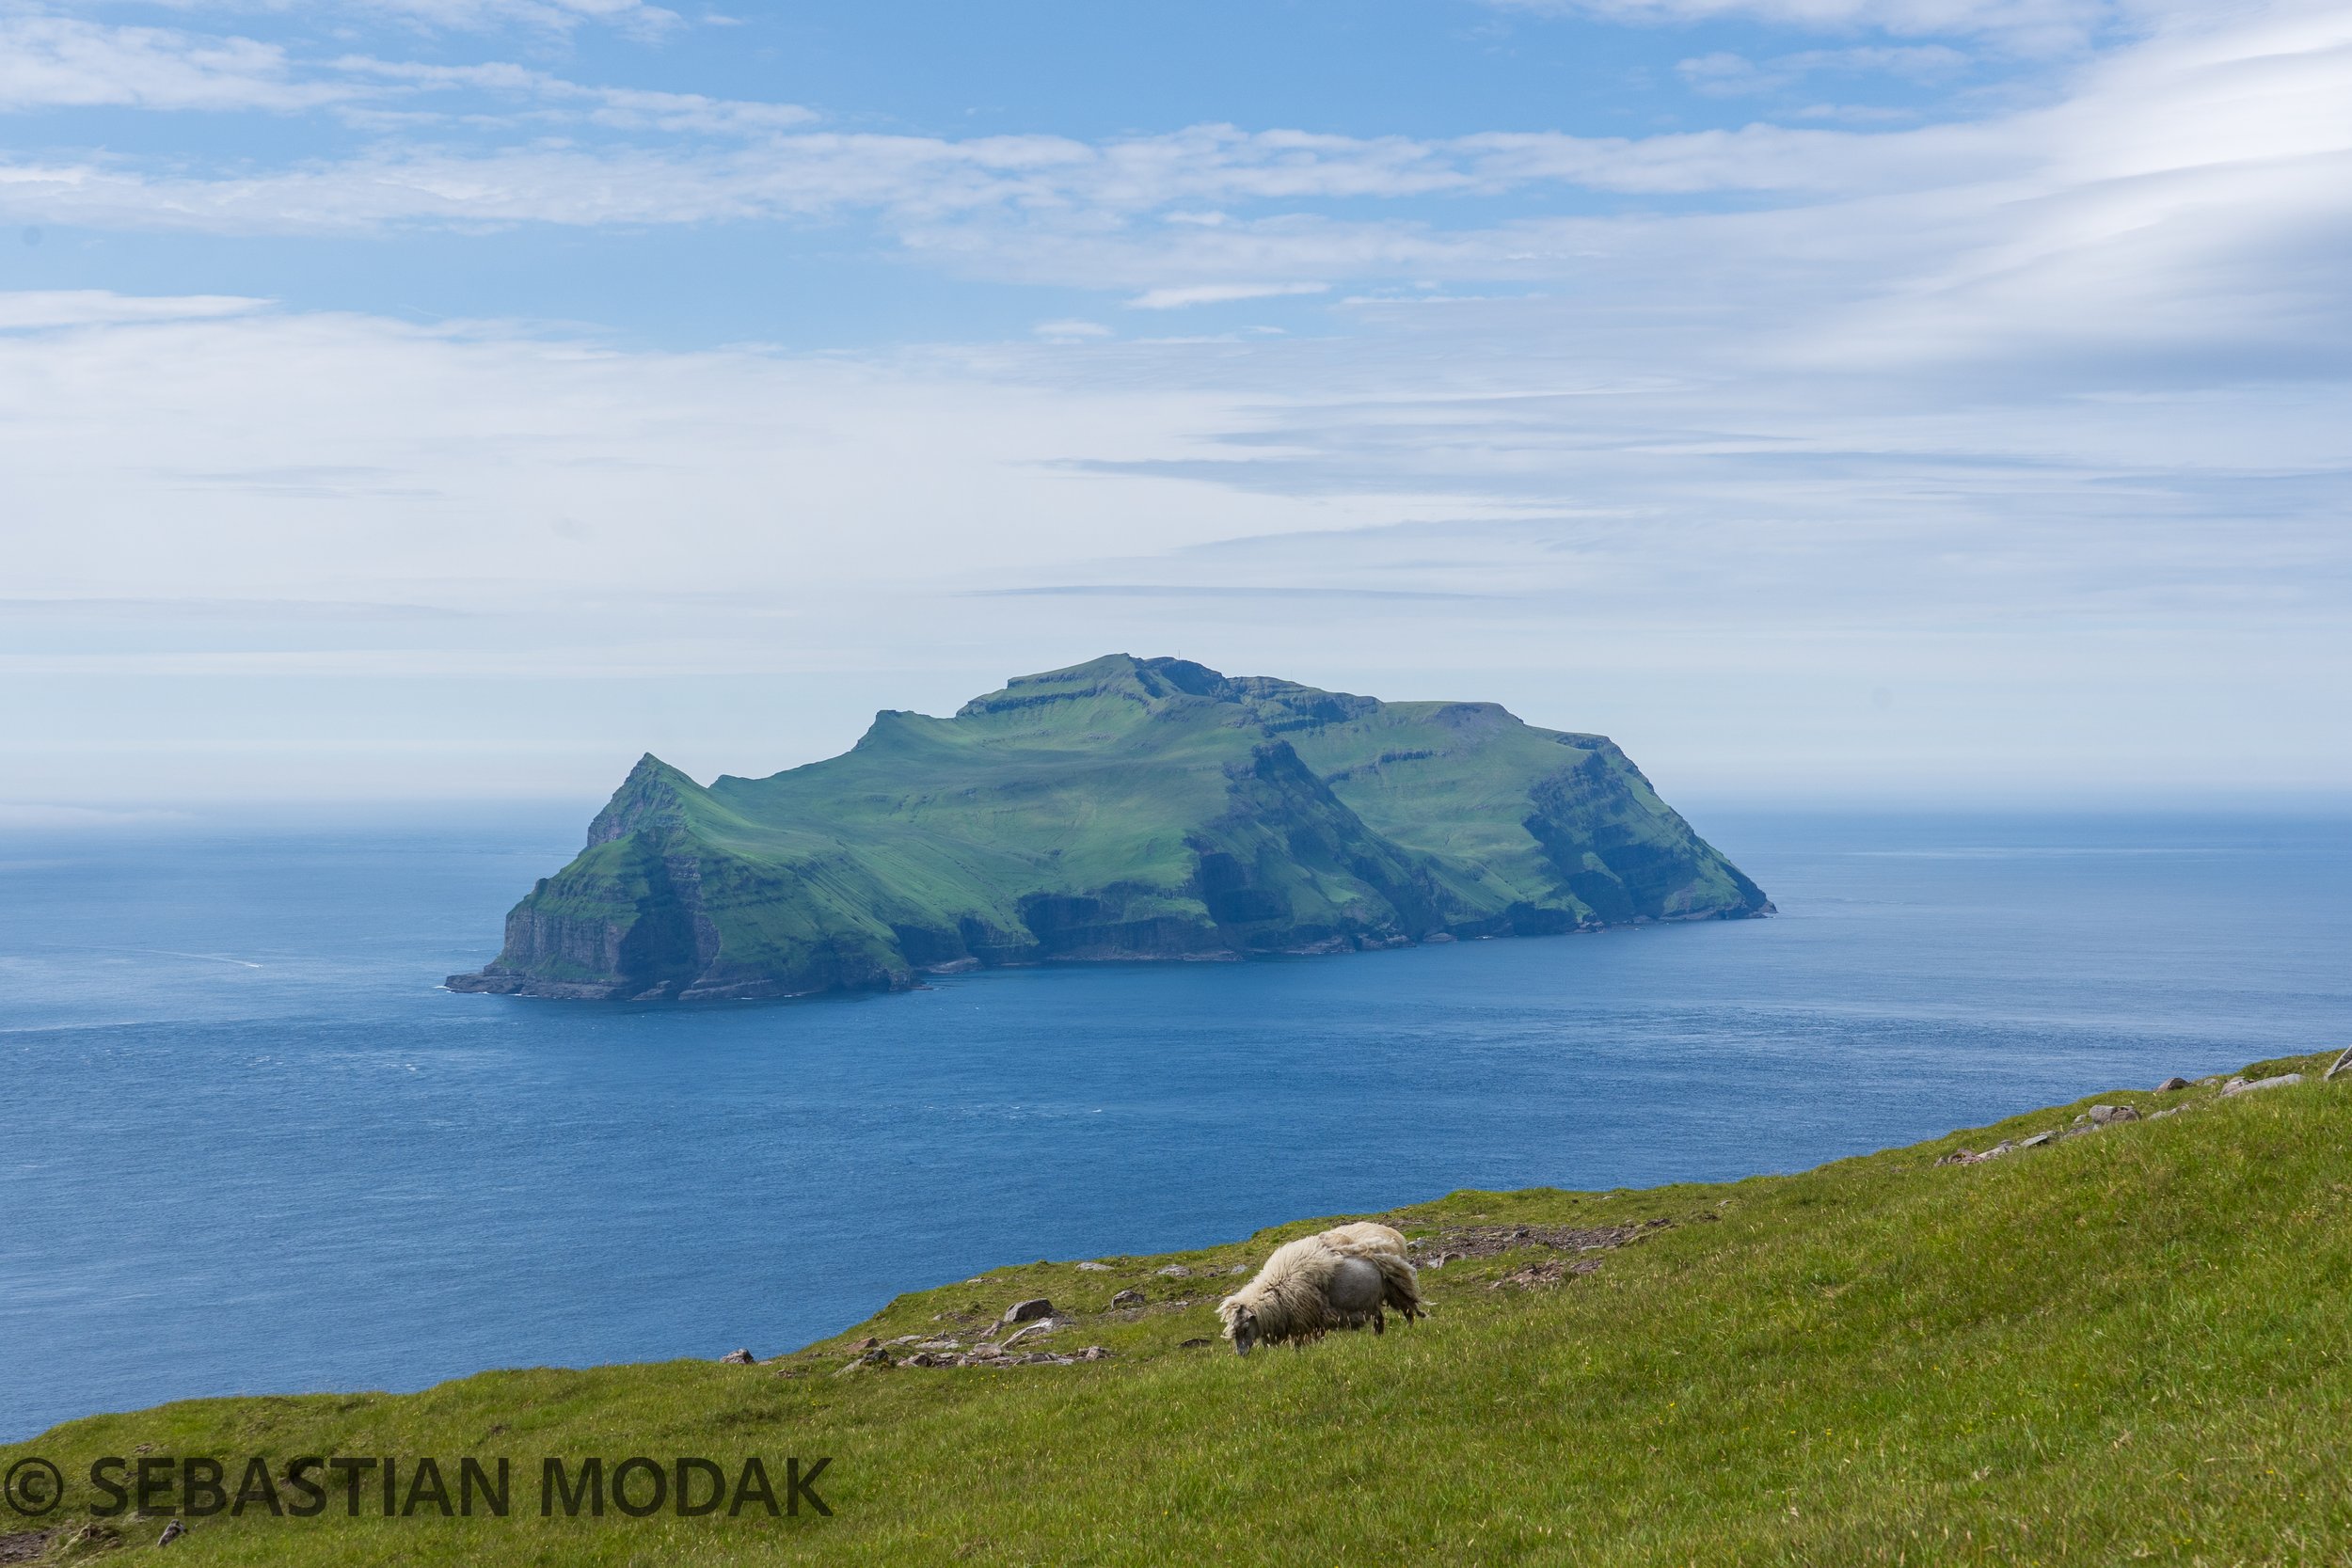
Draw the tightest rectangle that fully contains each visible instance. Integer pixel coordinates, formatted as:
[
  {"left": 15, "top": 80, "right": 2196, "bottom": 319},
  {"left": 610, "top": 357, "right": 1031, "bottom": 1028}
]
[
  {"left": 448, "top": 654, "right": 1767, "bottom": 1001},
  {"left": 11, "top": 1051, "right": 2348, "bottom": 1566}
]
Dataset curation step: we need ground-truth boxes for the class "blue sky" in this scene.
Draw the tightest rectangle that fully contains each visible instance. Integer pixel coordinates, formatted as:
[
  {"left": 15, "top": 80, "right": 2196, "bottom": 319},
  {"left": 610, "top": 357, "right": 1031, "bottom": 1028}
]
[{"left": 2, "top": 0, "right": 2348, "bottom": 807}]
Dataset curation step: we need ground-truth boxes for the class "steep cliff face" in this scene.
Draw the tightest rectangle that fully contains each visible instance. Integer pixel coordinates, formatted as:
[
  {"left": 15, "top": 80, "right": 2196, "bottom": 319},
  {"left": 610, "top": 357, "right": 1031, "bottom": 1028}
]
[{"left": 447, "top": 656, "right": 1771, "bottom": 1002}]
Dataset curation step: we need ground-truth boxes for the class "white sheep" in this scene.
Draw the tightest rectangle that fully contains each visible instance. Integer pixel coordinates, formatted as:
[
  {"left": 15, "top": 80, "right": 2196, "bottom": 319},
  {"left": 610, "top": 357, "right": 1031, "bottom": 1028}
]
[
  {"left": 1320, "top": 1222, "right": 1430, "bottom": 1325},
  {"left": 1217, "top": 1224, "right": 1428, "bottom": 1355}
]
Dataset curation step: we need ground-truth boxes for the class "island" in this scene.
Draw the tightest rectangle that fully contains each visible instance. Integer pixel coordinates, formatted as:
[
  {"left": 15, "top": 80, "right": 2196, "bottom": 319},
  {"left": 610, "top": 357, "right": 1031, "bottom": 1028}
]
[{"left": 446, "top": 654, "right": 1771, "bottom": 1001}]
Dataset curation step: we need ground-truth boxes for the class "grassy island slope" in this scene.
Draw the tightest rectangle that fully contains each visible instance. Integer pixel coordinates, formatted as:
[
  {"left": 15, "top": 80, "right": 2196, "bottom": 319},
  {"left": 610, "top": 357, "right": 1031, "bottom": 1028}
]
[
  {"left": 11, "top": 1051, "right": 2349, "bottom": 1566},
  {"left": 447, "top": 654, "right": 1769, "bottom": 1001}
]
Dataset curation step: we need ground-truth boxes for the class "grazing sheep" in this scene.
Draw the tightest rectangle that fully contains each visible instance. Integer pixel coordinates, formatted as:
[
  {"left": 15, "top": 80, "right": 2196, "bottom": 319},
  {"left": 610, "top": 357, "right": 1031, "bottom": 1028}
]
[
  {"left": 1217, "top": 1228, "right": 1428, "bottom": 1356},
  {"left": 1317, "top": 1222, "right": 1428, "bottom": 1327},
  {"left": 1319, "top": 1220, "right": 1407, "bottom": 1257}
]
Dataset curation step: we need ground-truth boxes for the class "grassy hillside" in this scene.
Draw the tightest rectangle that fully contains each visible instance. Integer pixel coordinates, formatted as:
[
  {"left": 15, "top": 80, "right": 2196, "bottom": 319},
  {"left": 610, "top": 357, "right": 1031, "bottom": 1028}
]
[
  {"left": 8, "top": 1051, "right": 2347, "bottom": 1565},
  {"left": 447, "top": 654, "right": 1768, "bottom": 1001}
]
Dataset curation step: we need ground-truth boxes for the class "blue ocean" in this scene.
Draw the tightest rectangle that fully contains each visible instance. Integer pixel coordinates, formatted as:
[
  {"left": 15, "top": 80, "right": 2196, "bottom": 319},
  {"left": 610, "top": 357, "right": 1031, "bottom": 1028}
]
[{"left": 5, "top": 805, "right": 2347, "bottom": 1439}]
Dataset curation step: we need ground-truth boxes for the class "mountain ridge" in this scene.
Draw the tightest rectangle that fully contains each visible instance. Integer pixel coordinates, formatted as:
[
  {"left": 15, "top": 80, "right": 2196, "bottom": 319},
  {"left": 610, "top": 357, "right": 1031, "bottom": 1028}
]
[{"left": 447, "top": 655, "right": 1770, "bottom": 1002}]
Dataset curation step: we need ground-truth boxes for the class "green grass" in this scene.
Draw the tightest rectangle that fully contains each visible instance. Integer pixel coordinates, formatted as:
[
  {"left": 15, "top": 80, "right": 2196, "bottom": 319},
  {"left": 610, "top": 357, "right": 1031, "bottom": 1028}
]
[{"left": 9, "top": 1051, "right": 2349, "bottom": 1564}]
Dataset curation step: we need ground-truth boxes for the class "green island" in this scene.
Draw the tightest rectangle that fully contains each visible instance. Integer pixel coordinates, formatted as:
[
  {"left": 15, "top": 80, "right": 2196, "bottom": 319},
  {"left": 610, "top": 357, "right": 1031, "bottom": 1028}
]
[
  {"left": 8, "top": 1051, "right": 2347, "bottom": 1565},
  {"left": 446, "top": 653, "right": 1769, "bottom": 1001}
]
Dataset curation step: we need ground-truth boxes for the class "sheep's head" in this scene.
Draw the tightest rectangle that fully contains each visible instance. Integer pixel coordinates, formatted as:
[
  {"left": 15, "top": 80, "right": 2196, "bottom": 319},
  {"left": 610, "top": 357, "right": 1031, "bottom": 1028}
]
[{"left": 1227, "top": 1305, "right": 1258, "bottom": 1356}]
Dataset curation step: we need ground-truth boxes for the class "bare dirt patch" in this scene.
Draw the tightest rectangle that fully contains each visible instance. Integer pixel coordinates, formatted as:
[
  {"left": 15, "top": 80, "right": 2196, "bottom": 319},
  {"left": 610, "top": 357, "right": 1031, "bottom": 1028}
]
[{"left": 1409, "top": 1219, "right": 1670, "bottom": 1269}]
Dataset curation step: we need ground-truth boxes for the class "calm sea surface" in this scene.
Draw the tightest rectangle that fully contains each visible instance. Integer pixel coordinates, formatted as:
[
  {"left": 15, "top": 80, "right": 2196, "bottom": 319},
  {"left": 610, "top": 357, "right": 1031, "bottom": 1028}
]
[{"left": 5, "top": 805, "right": 2348, "bottom": 1438}]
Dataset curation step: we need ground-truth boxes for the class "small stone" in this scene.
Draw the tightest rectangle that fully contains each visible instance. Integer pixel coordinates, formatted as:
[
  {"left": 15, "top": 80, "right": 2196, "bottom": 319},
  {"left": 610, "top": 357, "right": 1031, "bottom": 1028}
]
[
  {"left": 1079, "top": 1345, "right": 1111, "bottom": 1360},
  {"left": 2088, "top": 1104, "right": 2138, "bottom": 1125},
  {"left": 1076, "top": 1261, "right": 1113, "bottom": 1272},
  {"left": 1155, "top": 1264, "right": 1193, "bottom": 1278},
  {"left": 2155, "top": 1076, "right": 2190, "bottom": 1092},
  {"left": 2222, "top": 1072, "right": 2302, "bottom": 1096},
  {"left": 851, "top": 1336, "right": 880, "bottom": 1351},
  {"left": 1178, "top": 1337, "right": 1214, "bottom": 1349},
  {"left": 1110, "top": 1288, "right": 1145, "bottom": 1307},
  {"left": 1002, "top": 1297, "right": 1056, "bottom": 1324},
  {"left": 2019, "top": 1131, "right": 2055, "bottom": 1148},
  {"left": 1228, "top": 1263, "right": 1248, "bottom": 1275},
  {"left": 2327, "top": 1046, "right": 2352, "bottom": 1082},
  {"left": 718, "top": 1347, "right": 755, "bottom": 1365}
]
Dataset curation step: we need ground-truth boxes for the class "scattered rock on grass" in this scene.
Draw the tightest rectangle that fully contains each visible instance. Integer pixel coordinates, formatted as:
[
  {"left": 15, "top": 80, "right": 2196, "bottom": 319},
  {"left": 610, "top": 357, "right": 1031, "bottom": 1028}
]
[
  {"left": 1002, "top": 1298, "right": 1056, "bottom": 1325},
  {"left": 2223, "top": 1072, "right": 2302, "bottom": 1096},
  {"left": 1110, "top": 1288, "right": 1145, "bottom": 1308},
  {"left": 1489, "top": 1258, "right": 1603, "bottom": 1291},
  {"left": 1415, "top": 1222, "right": 1663, "bottom": 1266},
  {"left": 1000, "top": 1320, "right": 1058, "bottom": 1351},
  {"left": 2328, "top": 1047, "right": 2352, "bottom": 1082},
  {"left": 2156, "top": 1076, "right": 2190, "bottom": 1092},
  {"left": 718, "top": 1348, "right": 755, "bottom": 1365},
  {"left": 1076, "top": 1261, "right": 1112, "bottom": 1272},
  {"left": 1155, "top": 1264, "right": 1193, "bottom": 1278},
  {"left": 2089, "top": 1104, "right": 2138, "bottom": 1125}
]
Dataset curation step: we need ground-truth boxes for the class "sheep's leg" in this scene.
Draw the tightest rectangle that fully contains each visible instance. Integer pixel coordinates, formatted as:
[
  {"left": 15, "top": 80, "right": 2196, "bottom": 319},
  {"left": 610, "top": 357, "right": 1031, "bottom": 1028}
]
[{"left": 1373, "top": 1307, "right": 1385, "bottom": 1336}]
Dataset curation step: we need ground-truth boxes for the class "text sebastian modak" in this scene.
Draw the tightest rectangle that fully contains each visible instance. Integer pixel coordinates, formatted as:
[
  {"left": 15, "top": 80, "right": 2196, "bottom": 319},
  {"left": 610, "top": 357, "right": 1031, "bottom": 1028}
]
[{"left": 67, "top": 1454, "right": 829, "bottom": 1521}]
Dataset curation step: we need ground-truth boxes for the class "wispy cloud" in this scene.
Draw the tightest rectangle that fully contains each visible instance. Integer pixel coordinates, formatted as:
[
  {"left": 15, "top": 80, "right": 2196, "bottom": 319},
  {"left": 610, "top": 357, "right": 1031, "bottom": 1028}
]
[
  {"left": 0, "top": 5, "right": 2343, "bottom": 384},
  {"left": 1676, "top": 44, "right": 1972, "bottom": 95},
  {"left": 83, "top": 0, "right": 684, "bottom": 37},
  {"left": 1128, "top": 281, "right": 1330, "bottom": 309},
  {"left": 1481, "top": 0, "right": 2117, "bottom": 54},
  {"left": 3, "top": 0, "right": 2350, "bottom": 796},
  {"left": 0, "top": 14, "right": 341, "bottom": 111},
  {"left": 0, "top": 289, "right": 268, "bottom": 328},
  {"left": 0, "top": 13, "right": 808, "bottom": 123}
]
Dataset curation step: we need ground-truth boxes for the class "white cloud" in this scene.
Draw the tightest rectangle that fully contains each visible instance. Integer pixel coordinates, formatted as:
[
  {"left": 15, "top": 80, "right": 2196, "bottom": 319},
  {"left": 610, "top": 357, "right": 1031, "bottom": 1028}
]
[
  {"left": 86, "top": 0, "right": 683, "bottom": 36},
  {"left": 1128, "top": 281, "right": 1330, "bottom": 309},
  {"left": 2, "top": 2, "right": 2350, "bottom": 797},
  {"left": 0, "top": 289, "right": 267, "bottom": 328},
  {"left": 354, "top": 0, "right": 680, "bottom": 32},
  {"left": 1484, "top": 0, "right": 2117, "bottom": 54},
  {"left": 329, "top": 57, "right": 818, "bottom": 132},
  {"left": 0, "top": 4, "right": 2343, "bottom": 385},
  {"left": 0, "top": 14, "right": 342, "bottom": 111},
  {"left": 0, "top": 13, "right": 806, "bottom": 124},
  {"left": 1677, "top": 44, "right": 1972, "bottom": 94},
  {"left": 2, "top": 289, "right": 2344, "bottom": 800},
  {"left": 0, "top": 120, "right": 1971, "bottom": 236}
]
